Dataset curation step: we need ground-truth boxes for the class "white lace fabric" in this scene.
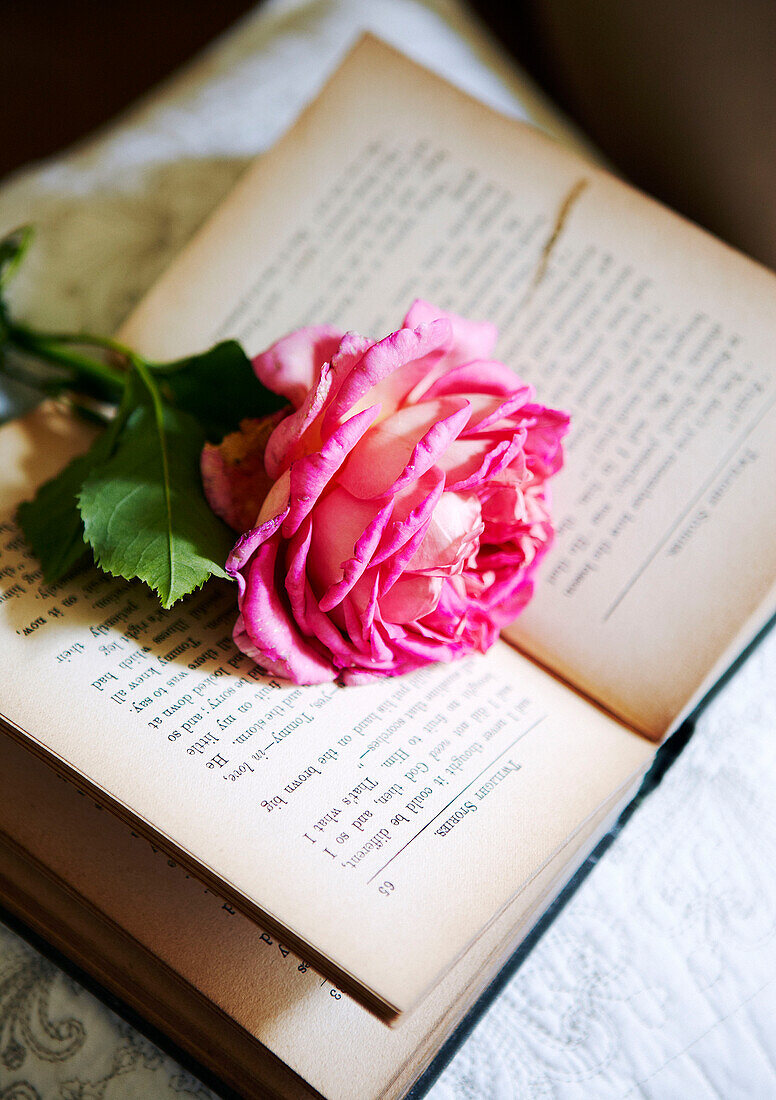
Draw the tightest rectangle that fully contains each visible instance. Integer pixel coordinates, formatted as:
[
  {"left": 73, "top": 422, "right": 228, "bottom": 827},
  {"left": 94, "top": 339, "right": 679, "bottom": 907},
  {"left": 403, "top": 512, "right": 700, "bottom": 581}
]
[{"left": 0, "top": 2, "right": 774, "bottom": 1097}]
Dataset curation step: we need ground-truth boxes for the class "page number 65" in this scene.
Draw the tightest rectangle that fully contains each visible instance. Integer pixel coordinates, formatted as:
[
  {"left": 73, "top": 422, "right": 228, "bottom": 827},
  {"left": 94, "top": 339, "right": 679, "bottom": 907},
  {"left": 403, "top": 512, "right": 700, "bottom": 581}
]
[{"left": 378, "top": 880, "right": 395, "bottom": 896}]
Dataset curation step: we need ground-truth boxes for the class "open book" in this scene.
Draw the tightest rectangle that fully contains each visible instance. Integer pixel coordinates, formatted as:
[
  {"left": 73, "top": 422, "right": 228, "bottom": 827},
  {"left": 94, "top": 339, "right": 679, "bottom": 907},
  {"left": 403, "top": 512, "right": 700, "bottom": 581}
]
[{"left": 1, "top": 33, "right": 775, "bottom": 1097}]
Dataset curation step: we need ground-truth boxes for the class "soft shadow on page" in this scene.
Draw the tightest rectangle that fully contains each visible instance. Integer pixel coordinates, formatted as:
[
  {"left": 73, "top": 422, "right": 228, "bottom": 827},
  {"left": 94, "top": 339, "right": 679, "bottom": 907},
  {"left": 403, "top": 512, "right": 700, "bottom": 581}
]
[
  {"left": 118, "top": 36, "right": 776, "bottom": 743},
  {"left": 0, "top": 404, "right": 652, "bottom": 1020}
]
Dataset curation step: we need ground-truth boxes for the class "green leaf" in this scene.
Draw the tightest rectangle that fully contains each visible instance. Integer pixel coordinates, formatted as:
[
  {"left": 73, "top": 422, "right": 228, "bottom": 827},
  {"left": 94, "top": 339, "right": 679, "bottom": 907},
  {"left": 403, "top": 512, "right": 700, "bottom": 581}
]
[
  {"left": 16, "top": 396, "right": 129, "bottom": 583},
  {"left": 79, "top": 400, "right": 234, "bottom": 608},
  {"left": 0, "top": 225, "right": 33, "bottom": 291},
  {"left": 156, "top": 339, "right": 287, "bottom": 442},
  {"left": 17, "top": 434, "right": 104, "bottom": 582}
]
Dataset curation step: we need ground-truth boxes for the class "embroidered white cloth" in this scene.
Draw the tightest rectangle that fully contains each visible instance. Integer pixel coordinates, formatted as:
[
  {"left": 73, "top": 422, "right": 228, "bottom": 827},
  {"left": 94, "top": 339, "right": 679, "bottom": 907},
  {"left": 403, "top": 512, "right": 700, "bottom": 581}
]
[{"left": 0, "top": 2, "right": 774, "bottom": 1097}]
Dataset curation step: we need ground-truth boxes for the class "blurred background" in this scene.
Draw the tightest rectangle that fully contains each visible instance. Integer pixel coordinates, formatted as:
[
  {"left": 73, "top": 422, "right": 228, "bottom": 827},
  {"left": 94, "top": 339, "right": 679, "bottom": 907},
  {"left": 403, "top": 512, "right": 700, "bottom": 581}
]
[{"left": 1, "top": 0, "right": 775, "bottom": 268}]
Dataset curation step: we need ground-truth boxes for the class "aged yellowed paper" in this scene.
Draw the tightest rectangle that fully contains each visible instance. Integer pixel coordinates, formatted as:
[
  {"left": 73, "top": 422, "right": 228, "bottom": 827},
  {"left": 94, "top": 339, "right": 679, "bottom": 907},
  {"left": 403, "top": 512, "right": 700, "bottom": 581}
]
[
  {"left": 121, "top": 35, "right": 776, "bottom": 738},
  {"left": 0, "top": 731, "right": 643, "bottom": 1100},
  {"left": 0, "top": 403, "right": 651, "bottom": 1016},
  {"left": 2, "top": 35, "right": 774, "bottom": 1017}
]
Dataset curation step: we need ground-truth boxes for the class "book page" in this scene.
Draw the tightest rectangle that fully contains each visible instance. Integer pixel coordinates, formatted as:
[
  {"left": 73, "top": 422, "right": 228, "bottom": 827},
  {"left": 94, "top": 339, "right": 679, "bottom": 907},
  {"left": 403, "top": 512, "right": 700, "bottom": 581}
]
[
  {"left": 0, "top": 404, "right": 652, "bottom": 1016},
  {"left": 119, "top": 36, "right": 776, "bottom": 739},
  {"left": 0, "top": 730, "right": 642, "bottom": 1100}
]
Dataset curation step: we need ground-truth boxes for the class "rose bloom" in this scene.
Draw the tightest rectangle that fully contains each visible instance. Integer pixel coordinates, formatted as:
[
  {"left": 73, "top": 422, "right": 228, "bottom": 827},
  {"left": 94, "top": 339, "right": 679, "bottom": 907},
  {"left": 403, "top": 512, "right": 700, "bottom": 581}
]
[{"left": 202, "top": 301, "right": 569, "bottom": 684}]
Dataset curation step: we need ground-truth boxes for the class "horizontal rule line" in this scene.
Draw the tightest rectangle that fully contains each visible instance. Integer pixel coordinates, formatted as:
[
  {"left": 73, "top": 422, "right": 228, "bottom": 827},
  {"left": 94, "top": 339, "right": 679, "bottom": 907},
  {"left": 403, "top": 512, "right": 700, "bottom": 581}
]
[
  {"left": 366, "top": 714, "right": 547, "bottom": 884},
  {"left": 602, "top": 383, "right": 776, "bottom": 623}
]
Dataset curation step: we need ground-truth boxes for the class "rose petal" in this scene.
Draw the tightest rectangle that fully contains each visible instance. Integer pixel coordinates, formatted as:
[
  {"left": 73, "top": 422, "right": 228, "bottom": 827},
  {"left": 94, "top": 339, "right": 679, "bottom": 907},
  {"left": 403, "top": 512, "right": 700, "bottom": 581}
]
[
  {"left": 442, "top": 432, "right": 526, "bottom": 492},
  {"left": 316, "top": 496, "right": 395, "bottom": 611},
  {"left": 233, "top": 532, "right": 336, "bottom": 683},
  {"left": 338, "top": 398, "right": 470, "bottom": 499},
  {"left": 283, "top": 404, "right": 380, "bottom": 536},
  {"left": 322, "top": 320, "right": 451, "bottom": 432},
  {"left": 522, "top": 405, "right": 572, "bottom": 476},
  {"left": 226, "top": 500, "right": 289, "bottom": 578},
  {"left": 382, "top": 402, "right": 472, "bottom": 497},
  {"left": 253, "top": 325, "right": 344, "bottom": 408},
  {"left": 403, "top": 300, "right": 498, "bottom": 370},
  {"left": 284, "top": 519, "right": 361, "bottom": 664},
  {"left": 407, "top": 491, "right": 483, "bottom": 575},
  {"left": 380, "top": 574, "right": 444, "bottom": 623},
  {"left": 380, "top": 619, "right": 463, "bottom": 660},
  {"left": 201, "top": 412, "right": 286, "bottom": 532},
  {"left": 371, "top": 469, "right": 445, "bottom": 568},
  {"left": 459, "top": 391, "right": 535, "bottom": 436},
  {"left": 216, "top": 306, "right": 569, "bottom": 686},
  {"left": 379, "top": 515, "right": 436, "bottom": 597},
  {"left": 424, "top": 360, "right": 531, "bottom": 399},
  {"left": 342, "top": 571, "right": 383, "bottom": 648},
  {"left": 305, "top": 489, "right": 387, "bottom": 595},
  {"left": 264, "top": 332, "right": 373, "bottom": 478}
]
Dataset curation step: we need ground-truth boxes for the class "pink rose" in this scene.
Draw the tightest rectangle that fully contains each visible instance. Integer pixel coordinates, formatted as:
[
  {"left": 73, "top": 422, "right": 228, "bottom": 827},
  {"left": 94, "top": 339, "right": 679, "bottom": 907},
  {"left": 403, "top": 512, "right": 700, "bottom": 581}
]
[{"left": 202, "top": 302, "right": 569, "bottom": 684}]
